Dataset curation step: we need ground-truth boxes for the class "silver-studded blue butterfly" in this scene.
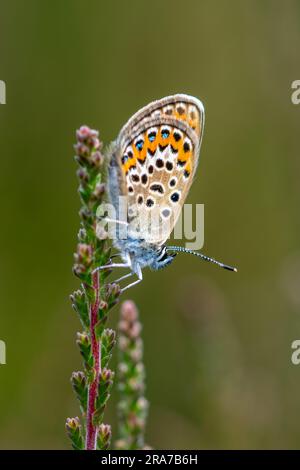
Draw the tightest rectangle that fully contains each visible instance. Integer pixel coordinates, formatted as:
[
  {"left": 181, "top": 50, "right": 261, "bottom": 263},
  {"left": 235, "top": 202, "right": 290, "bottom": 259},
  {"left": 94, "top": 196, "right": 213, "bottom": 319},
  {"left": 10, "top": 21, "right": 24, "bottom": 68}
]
[{"left": 96, "top": 94, "right": 237, "bottom": 291}]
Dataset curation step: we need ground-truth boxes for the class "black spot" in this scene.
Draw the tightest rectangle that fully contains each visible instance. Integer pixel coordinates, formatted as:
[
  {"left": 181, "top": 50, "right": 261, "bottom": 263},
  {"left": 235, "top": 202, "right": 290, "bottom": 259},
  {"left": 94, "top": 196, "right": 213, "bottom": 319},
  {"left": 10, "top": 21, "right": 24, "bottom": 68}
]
[
  {"left": 177, "top": 105, "right": 185, "bottom": 115},
  {"left": 171, "top": 192, "right": 180, "bottom": 202},
  {"left": 135, "top": 140, "right": 144, "bottom": 151},
  {"left": 132, "top": 174, "right": 140, "bottom": 182},
  {"left": 165, "top": 107, "right": 172, "bottom": 115},
  {"left": 184, "top": 169, "right": 190, "bottom": 178},
  {"left": 148, "top": 131, "right": 156, "bottom": 142},
  {"left": 150, "top": 184, "right": 164, "bottom": 194},
  {"left": 161, "top": 129, "right": 170, "bottom": 139},
  {"left": 170, "top": 178, "right": 176, "bottom": 187},
  {"left": 137, "top": 195, "right": 143, "bottom": 205},
  {"left": 128, "top": 150, "right": 133, "bottom": 158},
  {"left": 173, "top": 132, "right": 181, "bottom": 142},
  {"left": 162, "top": 208, "right": 171, "bottom": 218},
  {"left": 183, "top": 141, "right": 190, "bottom": 152},
  {"left": 166, "top": 161, "right": 173, "bottom": 171},
  {"left": 148, "top": 148, "right": 156, "bottom": 157},
  {"left": 159, "top": 144, "right": 168, "bottom": 152},
  {"left": 177, "top": 159, "right": 185, "bottom": 167},
  {"left": 170, "top": 145, "right": 178, "bottom": 154},
  {"left": 128, "top": 186, "right": 134, "bottom": 193},
  {"left": 156, "top": 159, "right": 164, "bottom": 168},
  {"left": 141, "top": 174, "right": 148, "bottom": 185},
  {"left": 146, "top": 198, "right": 154, "bottom": 207},
  {"left": 148, "top": 165, "right": 154, "bottom": 174},
  {"left": 138, "top": 158, "right": 145, "bottom": 165}
]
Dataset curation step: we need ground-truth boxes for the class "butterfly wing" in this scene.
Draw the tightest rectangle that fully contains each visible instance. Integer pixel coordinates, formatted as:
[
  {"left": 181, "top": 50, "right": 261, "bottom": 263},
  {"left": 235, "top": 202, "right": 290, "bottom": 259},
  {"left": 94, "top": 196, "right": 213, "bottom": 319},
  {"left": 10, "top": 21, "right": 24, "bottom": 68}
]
[{"left": 108, "top": 94, "right": 204, "bottom": 246}]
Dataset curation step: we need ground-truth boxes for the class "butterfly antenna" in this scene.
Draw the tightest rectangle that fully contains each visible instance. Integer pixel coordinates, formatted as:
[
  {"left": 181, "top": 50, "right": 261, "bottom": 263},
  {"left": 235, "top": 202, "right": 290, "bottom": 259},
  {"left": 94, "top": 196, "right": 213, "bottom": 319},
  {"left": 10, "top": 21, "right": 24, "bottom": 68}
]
[{"left": 166, "top": 246, "right": 237, "bottom": 272}]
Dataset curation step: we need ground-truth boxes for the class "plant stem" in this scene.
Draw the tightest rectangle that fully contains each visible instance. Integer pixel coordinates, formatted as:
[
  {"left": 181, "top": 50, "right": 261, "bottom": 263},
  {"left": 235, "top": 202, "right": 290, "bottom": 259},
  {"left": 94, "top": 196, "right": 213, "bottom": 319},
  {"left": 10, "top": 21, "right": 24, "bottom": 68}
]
[{"left": 86, "top": 270, "right": 101, "bottom": 450}]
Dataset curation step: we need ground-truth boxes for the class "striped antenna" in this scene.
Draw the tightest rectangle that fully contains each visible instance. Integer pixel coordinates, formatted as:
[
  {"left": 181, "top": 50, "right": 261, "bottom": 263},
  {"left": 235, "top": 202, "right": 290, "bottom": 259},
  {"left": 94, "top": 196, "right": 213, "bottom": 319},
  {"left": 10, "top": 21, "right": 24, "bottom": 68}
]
[{"left": 166, "top": 246, "right": 237, "bottom": 272}]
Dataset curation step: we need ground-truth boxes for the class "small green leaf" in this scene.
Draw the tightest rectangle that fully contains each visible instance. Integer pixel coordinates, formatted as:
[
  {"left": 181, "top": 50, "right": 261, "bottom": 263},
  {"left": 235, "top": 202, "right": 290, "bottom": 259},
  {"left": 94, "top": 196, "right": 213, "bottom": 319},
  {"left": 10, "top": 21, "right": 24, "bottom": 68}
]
[
  {"left": 97, "top": 424, "right": 111, "bottom": 450},
  {"left": 65, "top": 417, "right": 84, "bottom": 450},
  {"left": 76, "top": 332, "right": 93, "bottom": 369},
  {"left": 70, "top": 289, "right": 89, "bottom": 328},
  {"left": 71, "top": 371, "right": 88, "bottom": 413}
]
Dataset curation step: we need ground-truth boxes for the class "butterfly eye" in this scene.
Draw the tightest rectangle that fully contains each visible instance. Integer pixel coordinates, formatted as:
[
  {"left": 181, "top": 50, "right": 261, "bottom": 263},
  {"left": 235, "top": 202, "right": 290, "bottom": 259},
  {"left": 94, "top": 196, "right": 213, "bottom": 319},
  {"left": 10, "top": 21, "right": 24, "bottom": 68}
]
[{"left": 135, "top": 140, "right": 144, "bottom": 150}]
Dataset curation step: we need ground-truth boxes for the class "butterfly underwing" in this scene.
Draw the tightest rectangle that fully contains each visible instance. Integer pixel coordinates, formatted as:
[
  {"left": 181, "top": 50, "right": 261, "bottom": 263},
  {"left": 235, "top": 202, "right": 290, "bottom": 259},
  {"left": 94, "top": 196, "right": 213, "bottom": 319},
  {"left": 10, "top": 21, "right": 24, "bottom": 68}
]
[{"left": 98, "top": 94, "right": 236, "bottom": 291}]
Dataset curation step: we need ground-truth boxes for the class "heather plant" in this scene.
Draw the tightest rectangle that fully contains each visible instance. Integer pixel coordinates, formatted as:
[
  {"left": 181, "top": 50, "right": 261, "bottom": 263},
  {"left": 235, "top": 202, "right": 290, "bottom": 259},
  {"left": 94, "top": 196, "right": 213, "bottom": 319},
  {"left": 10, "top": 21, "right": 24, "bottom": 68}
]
[
  {"left": 115, "top": 300, "right": 149, "bottom": 450},
  {"left": 66, "top": 126, "right": 148, "bottom": 450},
  {"left": 66, "top": 126, "right": 120, "bottom": 450}
]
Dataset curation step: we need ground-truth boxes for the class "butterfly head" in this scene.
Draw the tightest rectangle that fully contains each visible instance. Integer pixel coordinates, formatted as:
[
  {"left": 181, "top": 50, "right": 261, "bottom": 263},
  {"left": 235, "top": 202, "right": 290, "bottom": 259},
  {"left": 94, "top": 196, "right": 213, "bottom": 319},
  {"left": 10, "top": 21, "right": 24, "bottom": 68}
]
[{"left": 150, "top": 245, "right": 177, "bottom": 270}]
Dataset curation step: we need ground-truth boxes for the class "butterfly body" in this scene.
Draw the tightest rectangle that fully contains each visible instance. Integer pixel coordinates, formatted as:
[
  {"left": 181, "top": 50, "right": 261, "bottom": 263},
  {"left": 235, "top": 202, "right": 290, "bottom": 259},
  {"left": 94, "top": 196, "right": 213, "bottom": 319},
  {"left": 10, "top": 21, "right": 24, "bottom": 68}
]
[
  {"left": 98, "top": 94, "right": 236, "bottom": 290},
  {"left": 116, "top": 237, "right": 176, "bottom": 273}
]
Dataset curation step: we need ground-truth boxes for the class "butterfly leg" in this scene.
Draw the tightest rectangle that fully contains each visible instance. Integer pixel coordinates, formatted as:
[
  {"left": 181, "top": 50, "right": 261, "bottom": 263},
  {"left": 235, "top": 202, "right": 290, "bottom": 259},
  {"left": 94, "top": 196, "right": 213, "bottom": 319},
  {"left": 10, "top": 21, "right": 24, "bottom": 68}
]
[
  {"left": 114, "top": 272, "right": 134, "bottom": 284},
  {"left": 92, "top": 253, "right": 132, "bottom": 274},
  {"left": 121, "top": 265, "right": 143, "bottom": 293},
  {"left": 92, "top": 262, "right": 130, "bottom": 274}
]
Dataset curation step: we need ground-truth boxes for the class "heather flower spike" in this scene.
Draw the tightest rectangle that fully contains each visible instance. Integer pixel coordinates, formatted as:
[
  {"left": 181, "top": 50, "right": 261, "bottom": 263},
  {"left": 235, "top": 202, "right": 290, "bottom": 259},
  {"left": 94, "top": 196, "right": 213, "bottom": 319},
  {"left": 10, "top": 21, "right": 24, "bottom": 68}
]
[
  {"left": 67, "top": 126, "right": 120, "bottom": 450},
  {"left": 115, "top": 300, "right": 149, "bottom": 450}
]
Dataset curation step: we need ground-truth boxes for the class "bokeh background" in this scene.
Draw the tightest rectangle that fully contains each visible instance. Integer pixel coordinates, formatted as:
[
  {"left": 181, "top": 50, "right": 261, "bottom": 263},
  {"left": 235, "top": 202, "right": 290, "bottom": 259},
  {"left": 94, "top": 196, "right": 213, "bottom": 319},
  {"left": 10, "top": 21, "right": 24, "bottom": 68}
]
[{"left": 0, "top": 0, "right": 300, "bottom": 449}]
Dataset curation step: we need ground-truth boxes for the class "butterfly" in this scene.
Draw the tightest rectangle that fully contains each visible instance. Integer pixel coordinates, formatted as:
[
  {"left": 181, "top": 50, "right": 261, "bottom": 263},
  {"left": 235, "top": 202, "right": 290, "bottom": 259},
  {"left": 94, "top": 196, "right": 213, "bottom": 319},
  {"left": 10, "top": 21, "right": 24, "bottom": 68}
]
[{"left": 96, "top": 94, "right": 237, "bottom": 291}]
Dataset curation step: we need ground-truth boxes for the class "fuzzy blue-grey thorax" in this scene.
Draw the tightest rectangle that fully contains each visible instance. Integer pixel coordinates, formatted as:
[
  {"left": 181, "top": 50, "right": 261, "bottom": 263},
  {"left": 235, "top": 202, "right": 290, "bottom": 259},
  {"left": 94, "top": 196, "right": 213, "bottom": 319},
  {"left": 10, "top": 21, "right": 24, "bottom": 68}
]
[{"left": 115, "top": 238, "right": 176, "bottom": 273}]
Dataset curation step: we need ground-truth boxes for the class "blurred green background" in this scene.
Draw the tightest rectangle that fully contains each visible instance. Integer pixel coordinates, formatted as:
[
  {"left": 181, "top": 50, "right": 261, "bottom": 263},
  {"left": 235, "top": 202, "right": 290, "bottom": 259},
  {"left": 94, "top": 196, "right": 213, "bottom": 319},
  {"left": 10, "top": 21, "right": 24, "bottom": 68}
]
[{"left": 1, "top": 0, "right": 300, "bottom": 449}]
